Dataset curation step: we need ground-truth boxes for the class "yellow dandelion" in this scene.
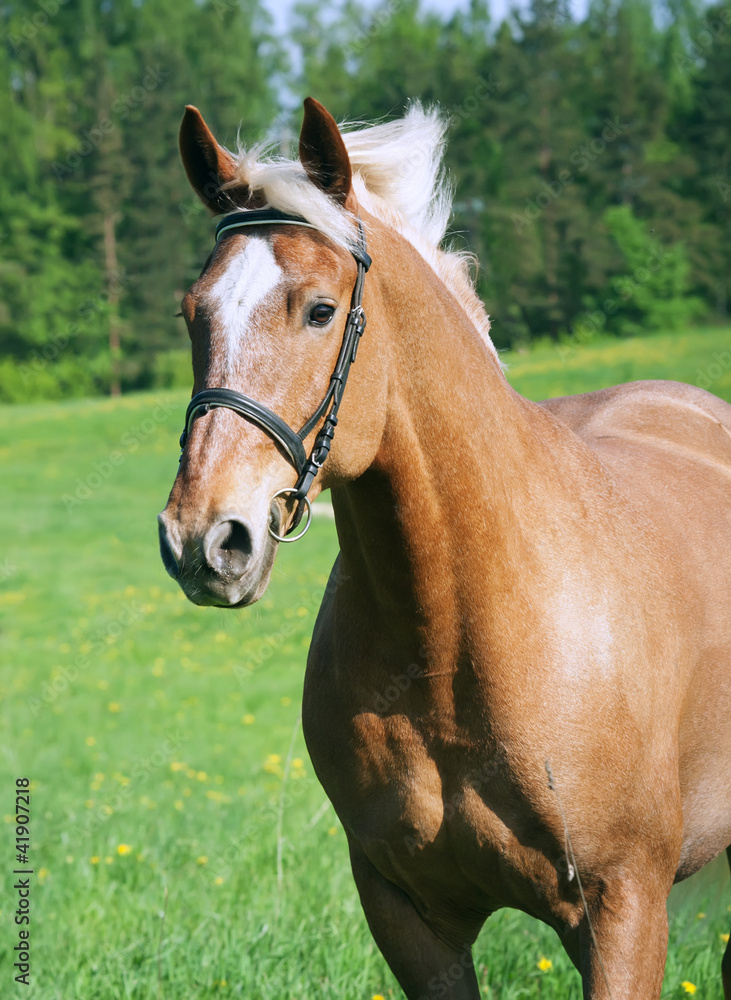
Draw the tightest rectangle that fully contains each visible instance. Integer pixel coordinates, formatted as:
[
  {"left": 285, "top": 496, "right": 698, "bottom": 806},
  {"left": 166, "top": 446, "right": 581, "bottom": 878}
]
[
  {"left": 372, "top": 995, "right": 386, "bottom": 1000},
  {"left": 537, "top": 956, "right": 553, "bottom": 972},
  {"left": 280, "top": 696, "right": 292, "bottom": 706},
  {"left": 90, "top": 856, "right": 100, "bottom": 865},
  {"left": 697, "top": 912, "right": 706, "bottom": 920},
  {"left": 681, "top": 983, "right": 697, "bottom": 995},
  {"left": 292, "top": 758, "right": 303, "bottom": 768},
  {"left": 263, "top": 753, "right": 283, "bottom": 775},
  {"left": 65, "top": 855, "right": 74, "bottom": 864},
  {"left": 85, "top": 736, "right": 96, "bottom": 746},
  {"left": 327, "top": 826, "right": 338, "bottom": 836},
  {"left": 721, "top": 933, "right": 730, "bottom": 943},
  {"left": 197, "top": 855, "right": 208, "bottom": 865},
  {"left": 152, "top": 663, "right": 164, "bottom": 677},
  {"left": 242, "top": 714, "right": 255, "bottom": 725},
  {"left": 196, "top": 771, "right": 208, "bottom": 782},
  {"left": 117, "top": 844, "right": 132, "bottom": 855},
  {"left": 38, "top": 868, "right": 49, "bottom": 881},
  {"left": 214, "top": 876, "right": 224, "bottom": 885},
  {"left": 104, "top": 856, "right": 113, "bottom": 865},
  {"left": 94, "top": 772, "right": 105, "bottom": 782},
  {"left": 108, "top": 702, "right": 121, "bottom": 713},
  {"left": 174, "top": 800, "right": 184, "bottom": 811},
  {"left": 206, "top": 789, "right": 231, "bottom": 803},
  {"left": 101, "top": 805, "right": 113, "bottom": 816}
]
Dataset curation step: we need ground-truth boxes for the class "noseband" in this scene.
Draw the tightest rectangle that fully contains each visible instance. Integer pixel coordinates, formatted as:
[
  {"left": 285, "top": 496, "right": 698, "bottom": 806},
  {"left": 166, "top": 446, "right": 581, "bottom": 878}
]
[{"left": 178, "top": 208, "right": 371, "bottom": 541}]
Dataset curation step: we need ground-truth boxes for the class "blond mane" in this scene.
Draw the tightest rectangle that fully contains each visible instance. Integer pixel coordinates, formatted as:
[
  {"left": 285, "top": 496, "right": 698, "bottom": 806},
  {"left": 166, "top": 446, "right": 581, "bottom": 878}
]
[{"left": 230, "top": 103, "right": 497, "bottom": 361}]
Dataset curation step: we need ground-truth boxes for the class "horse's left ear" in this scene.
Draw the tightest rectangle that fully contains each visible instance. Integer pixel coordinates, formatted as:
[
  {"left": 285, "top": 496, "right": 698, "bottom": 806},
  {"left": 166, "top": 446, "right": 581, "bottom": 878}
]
[
  {"left": 299, "top": 98, "right": 353, "bottom": 204},
  {"left": 179, "top": 105, "right": 249, "bottom": 213}
]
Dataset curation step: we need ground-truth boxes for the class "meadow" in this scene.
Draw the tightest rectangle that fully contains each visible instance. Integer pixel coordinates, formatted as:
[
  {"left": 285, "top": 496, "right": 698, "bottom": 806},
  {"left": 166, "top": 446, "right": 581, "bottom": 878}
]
[{"left": 1, "top": 325, "right": 730, "bottom": 999}]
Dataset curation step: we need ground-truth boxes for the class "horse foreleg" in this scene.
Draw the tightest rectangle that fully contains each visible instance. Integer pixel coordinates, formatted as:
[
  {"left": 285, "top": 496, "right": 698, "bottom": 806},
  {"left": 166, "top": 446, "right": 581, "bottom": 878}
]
[
  {"left": 348, "top": 838, "right": 482, "bottom": 1000},
  {"left": 723, "top": 846, "right": 731, "bottom": 1000},
  {"left": 577, "top": 875, "right": 670, "bottom": 1000}
]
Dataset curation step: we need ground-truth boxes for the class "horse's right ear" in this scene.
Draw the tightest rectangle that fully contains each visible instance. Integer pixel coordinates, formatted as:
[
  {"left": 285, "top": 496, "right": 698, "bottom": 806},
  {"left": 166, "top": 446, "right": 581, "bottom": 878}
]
[{"left": 179, "top": 106, "right": 247, "bottom": 214}]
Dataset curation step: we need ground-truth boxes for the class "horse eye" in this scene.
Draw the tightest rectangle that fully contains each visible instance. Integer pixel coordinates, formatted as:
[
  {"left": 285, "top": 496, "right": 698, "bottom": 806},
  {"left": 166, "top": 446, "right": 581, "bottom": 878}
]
[{"left": 309, "top": 303, "right": 335, "bottom": 326}]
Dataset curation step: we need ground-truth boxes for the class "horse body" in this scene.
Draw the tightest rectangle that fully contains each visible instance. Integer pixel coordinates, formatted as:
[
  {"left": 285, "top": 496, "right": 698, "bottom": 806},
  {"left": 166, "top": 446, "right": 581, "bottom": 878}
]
[
  {"left": 301, "top": 220, "right": 731, "bottom": 993},
  {"left": 160, "top": 97, "right": 731, "bottom": 998},
  {"left": 544, "top": 380, "right": 731, "bottom": 877}
]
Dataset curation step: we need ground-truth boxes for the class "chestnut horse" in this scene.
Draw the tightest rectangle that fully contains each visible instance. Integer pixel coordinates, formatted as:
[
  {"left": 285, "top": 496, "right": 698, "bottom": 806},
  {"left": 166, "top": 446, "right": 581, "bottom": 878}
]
[{"left": 158, "top": 98, "right": 731, "bottom": 998}]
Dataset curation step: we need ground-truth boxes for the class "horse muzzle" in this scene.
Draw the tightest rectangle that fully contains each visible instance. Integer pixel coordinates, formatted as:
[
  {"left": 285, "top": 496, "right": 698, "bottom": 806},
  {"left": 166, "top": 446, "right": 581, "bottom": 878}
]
[{"left": 157, "top": 506, "right": 280, "bottom": 608}]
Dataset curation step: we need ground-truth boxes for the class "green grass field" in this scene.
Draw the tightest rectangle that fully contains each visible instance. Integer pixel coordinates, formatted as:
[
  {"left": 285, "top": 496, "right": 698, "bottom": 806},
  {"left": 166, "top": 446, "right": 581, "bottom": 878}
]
[{"left": 1, "top": 326, "right": 730, "bottom": 999}]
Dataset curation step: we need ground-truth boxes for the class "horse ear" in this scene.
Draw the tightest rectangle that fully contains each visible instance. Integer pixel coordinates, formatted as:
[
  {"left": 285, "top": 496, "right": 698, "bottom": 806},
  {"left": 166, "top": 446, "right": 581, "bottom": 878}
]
[
  {"left": 179, "top": 105, "right": 248, "bottom": 214},
  {"left": 299, "top": 97, "right": 353, "bottom": 203}
]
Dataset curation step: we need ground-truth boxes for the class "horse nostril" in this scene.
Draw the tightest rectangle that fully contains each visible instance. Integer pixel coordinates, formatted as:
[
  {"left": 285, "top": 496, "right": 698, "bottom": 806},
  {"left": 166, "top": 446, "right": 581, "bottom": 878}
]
[
  {"left": 158, "top": 518, "right": 181, "bottom": 579},
  {"left": 204, "top": 519, "right": 253, "bottom": 578}
]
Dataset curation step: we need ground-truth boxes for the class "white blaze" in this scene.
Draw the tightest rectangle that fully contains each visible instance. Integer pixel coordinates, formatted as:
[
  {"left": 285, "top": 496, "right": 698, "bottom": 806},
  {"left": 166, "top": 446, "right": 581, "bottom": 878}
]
[{"left": 208, "top": 237, "right": 282, "bottom": 375}]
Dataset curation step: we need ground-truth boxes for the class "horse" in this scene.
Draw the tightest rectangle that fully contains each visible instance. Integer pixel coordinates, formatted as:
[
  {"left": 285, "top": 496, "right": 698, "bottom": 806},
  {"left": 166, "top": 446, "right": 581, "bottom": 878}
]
[{"left": 158, "top": 97, "right": 731, "bottom": 999}]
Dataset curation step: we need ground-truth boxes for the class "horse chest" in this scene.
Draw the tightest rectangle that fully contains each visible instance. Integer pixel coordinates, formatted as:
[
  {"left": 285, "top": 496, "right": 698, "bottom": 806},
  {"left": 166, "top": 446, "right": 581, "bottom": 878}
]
[{"left": 306, "top": 710, "right": 546, "bottom": 917}]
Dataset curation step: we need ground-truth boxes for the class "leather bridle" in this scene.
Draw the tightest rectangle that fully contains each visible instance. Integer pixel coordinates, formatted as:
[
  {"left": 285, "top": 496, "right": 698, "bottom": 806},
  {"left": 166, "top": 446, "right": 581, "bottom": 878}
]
[{"left": 178, "top": 208, "right": 371, "bottom": 541}]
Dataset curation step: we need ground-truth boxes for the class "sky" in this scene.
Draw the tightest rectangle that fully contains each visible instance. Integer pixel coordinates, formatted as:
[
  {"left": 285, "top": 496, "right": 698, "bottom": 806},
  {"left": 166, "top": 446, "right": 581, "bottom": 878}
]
[
  {"left": 263, "top": 0, "right": 478, "bottom": 35},
  {"left": 260, "top": 0, "right": 590, "bottom": 107},
  {"left": 262, "top": 0, "right": 592, "bottom": 41}
]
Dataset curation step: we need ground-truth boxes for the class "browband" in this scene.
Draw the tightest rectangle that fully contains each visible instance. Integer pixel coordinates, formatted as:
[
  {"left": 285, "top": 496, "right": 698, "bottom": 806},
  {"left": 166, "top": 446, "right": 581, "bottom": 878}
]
[{"left": 214, "top": 209, "right": 372, "bottom": 271}]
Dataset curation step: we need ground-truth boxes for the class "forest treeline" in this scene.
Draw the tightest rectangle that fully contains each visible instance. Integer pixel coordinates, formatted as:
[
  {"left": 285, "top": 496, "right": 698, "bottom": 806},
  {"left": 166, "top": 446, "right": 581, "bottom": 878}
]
[{"left": 1, "top": 0, "right": 729, "bottom": 400}]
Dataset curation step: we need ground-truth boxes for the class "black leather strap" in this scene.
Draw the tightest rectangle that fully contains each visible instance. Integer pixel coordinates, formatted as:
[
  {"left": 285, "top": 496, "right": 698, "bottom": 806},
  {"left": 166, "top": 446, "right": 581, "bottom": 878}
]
[
  {"left": 215, "top": 208, "right": 320, "bottom": 242},
  {"left": 181, "top": 389, "right": 307, "bottom": 472}
]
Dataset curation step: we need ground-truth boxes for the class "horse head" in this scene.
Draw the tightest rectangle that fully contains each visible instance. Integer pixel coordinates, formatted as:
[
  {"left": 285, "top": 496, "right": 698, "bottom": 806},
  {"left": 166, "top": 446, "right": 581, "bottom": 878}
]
[{"left": 158, "top": 99, "right": 389, "bottom": 608}]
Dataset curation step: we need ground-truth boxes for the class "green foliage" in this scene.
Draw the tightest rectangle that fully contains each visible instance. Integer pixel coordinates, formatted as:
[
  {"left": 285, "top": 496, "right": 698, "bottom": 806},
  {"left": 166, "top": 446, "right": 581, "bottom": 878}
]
[
  {"left": 0, "top": 0, "right": 729, "bottom": 394},
  {"left": 0, "top": 0, "right": 281, "bottom": 398},
  {"left": 596, "top": 204, "right": 704, "bottom": 335}
]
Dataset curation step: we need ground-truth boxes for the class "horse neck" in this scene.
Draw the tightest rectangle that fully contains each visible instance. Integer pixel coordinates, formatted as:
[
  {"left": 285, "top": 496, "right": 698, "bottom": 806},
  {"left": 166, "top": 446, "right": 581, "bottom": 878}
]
[{"left": 330, "top": 232, "right": 591, "bottom": 678}]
